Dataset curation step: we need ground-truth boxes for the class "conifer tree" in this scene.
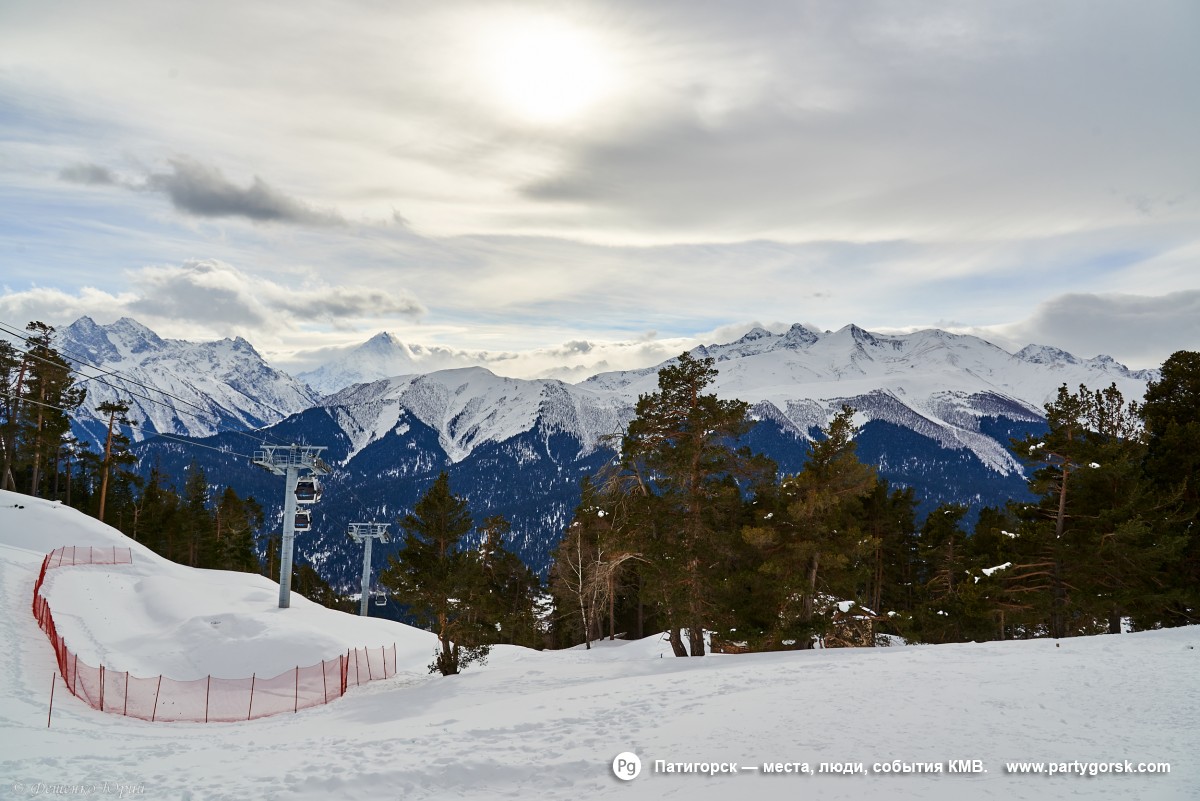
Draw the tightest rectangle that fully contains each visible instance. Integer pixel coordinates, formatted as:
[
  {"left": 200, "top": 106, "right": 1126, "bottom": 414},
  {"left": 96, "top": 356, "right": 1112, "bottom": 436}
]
[
  {"left": 180, "top": 461, "right": 215, "bottom": 567},
  {"left": 472, "top": 515, "right": 543, "bottom": 648},
  {"left": 213, "top": 486, "right": 264, "bottom": 573},
  {"left": 746, "top": 407, "right": 876, "bottom": 649},
  {"left": 1, "top": 322, "right": 86, "bottom": 494},
  {"left": 381, "top": 472, "right": 491, "bottom": 675},
  {"left": 1139, "top": 351, "right": 1200, "bottom": 625},
  {"left": 1007, "top": 382, "right": 1178, "bottom": 636},
  {"left": 95, "top": 399, "right": 135, "bottom": 522},
  {"left": 617, "top": 352, "right": 769, "bottom": 656}
]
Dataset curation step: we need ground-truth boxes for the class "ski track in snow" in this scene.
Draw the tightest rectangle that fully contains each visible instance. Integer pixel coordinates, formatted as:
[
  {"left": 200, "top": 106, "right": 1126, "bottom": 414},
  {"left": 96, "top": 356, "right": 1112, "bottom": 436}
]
[{"left": 2, "top": 492, "right": 1198, "bottom": 800}]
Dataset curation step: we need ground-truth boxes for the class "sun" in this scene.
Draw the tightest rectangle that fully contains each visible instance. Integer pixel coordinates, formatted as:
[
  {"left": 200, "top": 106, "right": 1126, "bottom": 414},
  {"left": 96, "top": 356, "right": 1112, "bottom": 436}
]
[{"left": 485, "top": 18, "right": 614, "bottom": 124}]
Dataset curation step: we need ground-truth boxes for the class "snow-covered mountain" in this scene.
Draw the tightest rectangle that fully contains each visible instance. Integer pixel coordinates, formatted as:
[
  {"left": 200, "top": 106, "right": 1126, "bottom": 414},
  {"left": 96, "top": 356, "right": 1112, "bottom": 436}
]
[
  {"left": 59, "top": 317, "right": 319, "bottom": 446},
  {"left": 322, "top": 366, "right": 630, "bottom": 463},
  {"left": 298, "top": 332, "right": 488, "bottom": 396},
  {"left": 125, "top": 319, "right": 1163, "bottom": 579},
  {"left": 314, "top": 323, "right": 1158, "bottom": 478},
  {"left": 582, "top": 324, "right": 1158, "bottom": 475}
]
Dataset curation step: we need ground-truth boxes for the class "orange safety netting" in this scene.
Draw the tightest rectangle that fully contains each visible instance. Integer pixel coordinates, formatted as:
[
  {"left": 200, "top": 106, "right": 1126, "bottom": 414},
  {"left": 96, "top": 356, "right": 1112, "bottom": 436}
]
[{"left": 32, "top": 546, "right": 397, "bottom": 722}]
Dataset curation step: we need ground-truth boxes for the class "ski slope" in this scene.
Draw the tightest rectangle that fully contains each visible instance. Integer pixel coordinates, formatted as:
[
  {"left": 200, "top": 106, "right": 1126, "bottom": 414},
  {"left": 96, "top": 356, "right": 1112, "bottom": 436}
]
[{"left": 1, "top": 490, "right": 1196, "bottom": 800}]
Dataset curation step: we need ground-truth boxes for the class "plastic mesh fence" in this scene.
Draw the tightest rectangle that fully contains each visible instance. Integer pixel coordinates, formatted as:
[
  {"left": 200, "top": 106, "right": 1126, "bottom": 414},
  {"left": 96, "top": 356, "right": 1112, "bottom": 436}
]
[{"left": 33, "top": 546, "right": 397, "bottom": 722}]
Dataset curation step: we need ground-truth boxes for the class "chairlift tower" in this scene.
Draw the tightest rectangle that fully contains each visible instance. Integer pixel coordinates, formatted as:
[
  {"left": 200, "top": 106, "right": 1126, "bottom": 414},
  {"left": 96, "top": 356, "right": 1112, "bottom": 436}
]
[
  {"left": 253, "top": 444, "right": 329, "bottom": 609},
  {"left": 348, "top": 522, "right": 390, "bottom": 617}
]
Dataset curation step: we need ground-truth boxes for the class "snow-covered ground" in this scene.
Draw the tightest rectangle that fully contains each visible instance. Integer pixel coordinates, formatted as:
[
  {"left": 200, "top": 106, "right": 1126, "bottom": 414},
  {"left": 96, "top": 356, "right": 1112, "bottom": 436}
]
[{"left": 1, "top": 489, "right": 1196, "bottom": 800}]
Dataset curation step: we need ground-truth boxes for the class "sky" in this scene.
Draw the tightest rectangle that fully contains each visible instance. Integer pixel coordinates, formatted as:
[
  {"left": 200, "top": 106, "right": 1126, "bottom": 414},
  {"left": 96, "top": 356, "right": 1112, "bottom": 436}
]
[{"left": 1, "top": 0, "right": 1198, "bottom": 379}]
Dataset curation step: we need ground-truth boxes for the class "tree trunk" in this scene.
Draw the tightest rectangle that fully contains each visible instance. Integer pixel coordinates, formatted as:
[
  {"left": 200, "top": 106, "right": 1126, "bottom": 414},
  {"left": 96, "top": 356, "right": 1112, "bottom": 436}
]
[
  {"left": 1050, "top": 467, "right": 1069, "bottom": 639},
  {"left": 688, "top": 627, "right": 705, "bottom": 657},
  {"left": 608, "top": 572, "right": 616, "bottom": 640},
  {"left": 668, "top": 628, "right": 687, "bottom": 657},
  {"left": 98, "top": 408, "right": 116, "bottom": 523},
  {"left": 1, "top": 359, "right": 28, "bottom": 492}
]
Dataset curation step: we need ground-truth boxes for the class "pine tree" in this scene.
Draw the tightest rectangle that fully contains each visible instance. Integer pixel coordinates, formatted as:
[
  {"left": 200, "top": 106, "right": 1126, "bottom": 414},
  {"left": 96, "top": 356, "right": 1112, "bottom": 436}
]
[
  {"left": 180, "top": 461, "right": 215, "bottom": 567},
  {"left": 472, "top": 515, "right": 543, "bottom": 648},
  {"left": 1139, "top": 351, "right": 1200, "bottom": 625},
  {"left": 1006, "top": 382, "right": 1178, "bottom": 637},
  {"left": 747, "top": 407, "right": 876, "bottom": 649},
  {"left": 1, "top": 322, "right": 86, "bottom": 495},
  {"left": 861, "top": 480, "right": 919, "bottom": 620},
  {"left": 910, "top": 504, "right": 994, "bottom": 643},
  {"left": 213, "top": 486, "right": 264, "bottom": 573},
  {"left": 380, "top": 472, "right": 490, "bottom": 675},
  {"left": 95, "top": 400, "right": 135, "bottom": 522},
  {"left": 617, "top": 352, "right": 770, "bottom": 656}
]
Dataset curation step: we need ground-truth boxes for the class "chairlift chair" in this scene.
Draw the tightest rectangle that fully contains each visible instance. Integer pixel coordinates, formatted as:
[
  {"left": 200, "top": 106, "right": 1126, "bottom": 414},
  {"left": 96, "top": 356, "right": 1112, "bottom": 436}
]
[
  {"left": 373, "top": 589, "right": 387, "bottom": 607},
  {"left": 294, "top": 477, "right": 322, "bottom": 504}
]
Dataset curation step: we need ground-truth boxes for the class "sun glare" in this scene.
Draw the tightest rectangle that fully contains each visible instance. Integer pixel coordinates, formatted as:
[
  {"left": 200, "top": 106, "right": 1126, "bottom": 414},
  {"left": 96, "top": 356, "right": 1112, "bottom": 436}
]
[{"left": 486, "top": 18, "right": 614, "bottom": 124}]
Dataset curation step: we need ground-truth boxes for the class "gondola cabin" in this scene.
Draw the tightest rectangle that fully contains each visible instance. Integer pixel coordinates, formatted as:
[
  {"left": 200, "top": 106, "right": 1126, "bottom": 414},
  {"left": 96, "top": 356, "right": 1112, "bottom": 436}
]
[
  {"left": 294, "top": 477, "right": 322, "bottom": 504},
  {"left": 294, "top": 509, "right": 312, "bottom": 532}
]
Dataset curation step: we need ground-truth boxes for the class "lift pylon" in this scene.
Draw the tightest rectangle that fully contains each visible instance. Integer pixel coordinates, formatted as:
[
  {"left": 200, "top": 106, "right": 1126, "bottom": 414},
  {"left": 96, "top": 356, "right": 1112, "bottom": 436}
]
[
  {"left": 348, "top": 522, "right": 390, "bottom": 617},
  {"left": 253, "top": 444, "right": 329, "bottom": 609}
]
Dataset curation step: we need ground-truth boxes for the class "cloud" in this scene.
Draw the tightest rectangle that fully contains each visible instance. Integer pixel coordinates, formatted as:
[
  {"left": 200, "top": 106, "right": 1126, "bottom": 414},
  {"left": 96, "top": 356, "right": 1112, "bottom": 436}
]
[
  {"left": 977, "top": 291, "right": 1200, "bottom": 369},
  {"left": 58, "top": 163, "right": 118, "bottom": 185},
  {"left": 0, "top": 286, "right": 139, "bottom": 328},
  {"left": 128, "top": 259, "right": 423, "bottom": 328},
  {"left": 1, "top": 260, "right": 424, "bottom": 342},
  {"left": 142, "top": 158, "right": 344, "bottom": 226},
  {"left": 56, "top": 155, "right": 346, "bottom": 227}
]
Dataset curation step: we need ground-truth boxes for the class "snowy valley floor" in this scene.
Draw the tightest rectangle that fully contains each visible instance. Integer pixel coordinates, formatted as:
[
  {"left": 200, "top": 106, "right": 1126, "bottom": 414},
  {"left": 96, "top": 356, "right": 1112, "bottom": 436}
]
[{"left": 1, "top": 490, "right": 1197, "bottom": 801}]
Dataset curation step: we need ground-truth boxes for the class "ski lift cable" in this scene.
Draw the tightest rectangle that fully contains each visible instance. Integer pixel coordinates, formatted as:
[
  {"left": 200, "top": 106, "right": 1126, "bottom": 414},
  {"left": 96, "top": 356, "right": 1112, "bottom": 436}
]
[
  {"left": 2, "top": 321, "right": 377, "bottom": 518},
  {"left": 0, "top": 319, "right": 295, "bottom": 448},
  {"left": 0, "top": 321, "right": 233, "bottom": 421},
  {"left": 10, "top": 395, "right": 254, "bottom": 459},
  {"left": 1, "top": 320, "right": 292, "bottom": 448}
]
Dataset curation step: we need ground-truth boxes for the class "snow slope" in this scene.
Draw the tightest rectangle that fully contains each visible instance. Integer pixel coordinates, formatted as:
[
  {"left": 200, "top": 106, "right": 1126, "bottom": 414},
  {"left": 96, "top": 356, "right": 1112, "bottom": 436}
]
[
  {"left": 59, "top": 317, "right": 319, "bottom": 445},
  {"left": 323, "top": 367, "right": 630, "bottom": 463},
  {"left": 2, "top": 490, "right": 1197, "bottom": 800},
  {"left": 316, "top": 323, "right": 1158, "bottom": 476}
]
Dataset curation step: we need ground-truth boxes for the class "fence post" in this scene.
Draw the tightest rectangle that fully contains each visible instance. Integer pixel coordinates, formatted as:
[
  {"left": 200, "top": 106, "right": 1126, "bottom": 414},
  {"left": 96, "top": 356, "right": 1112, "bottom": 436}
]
[
  {"left": 99, "top": 665, "right": 105, "bottom": 711},
  {"left": 294, "top": 666, "right": 299, "bottom": 713},
  {"left": 321, "top": 662, "right": 328, "bottom": 704},
  {"left": 72, "top": 653, "right": 77, "bottom": 696},
  {"left": 123, "top": 671, "right": 129, "bottom": 716},
  {"left": 151, "top": 676, "right": 162, "bottom": 722},
  {"left": 205, "top": 675, "right": 211, "bottom": 723},
  {"left": 381, "top": 646, "right": 386, "bottom": 677},
  {"left": 248, "top": 674, "right": 256, "bottom": 721},
  {"left": 47, "top": 674, "right": 56, "bottom": 729},
  {"left": 355, "top": 649, "right": 362, "bottom": 686},
  {"left": 367, "top": 648, "right": 375, "bottom": 681}
]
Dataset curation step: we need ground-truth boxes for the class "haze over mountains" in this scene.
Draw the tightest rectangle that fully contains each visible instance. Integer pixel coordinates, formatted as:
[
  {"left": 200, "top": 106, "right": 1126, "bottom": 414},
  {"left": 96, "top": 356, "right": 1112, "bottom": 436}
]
[{"left": 51, "top": 315, "right": 1163, "bottom": 580}]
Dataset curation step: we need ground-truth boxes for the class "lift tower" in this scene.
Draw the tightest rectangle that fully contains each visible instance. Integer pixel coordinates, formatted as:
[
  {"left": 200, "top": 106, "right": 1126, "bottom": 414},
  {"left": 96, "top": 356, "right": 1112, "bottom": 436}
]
[
  {"left": 348, "top": 522, "right": 391, "bottom": 617},
  {"left": 253, "top": 444, "right": 329, "bottom": 608}
]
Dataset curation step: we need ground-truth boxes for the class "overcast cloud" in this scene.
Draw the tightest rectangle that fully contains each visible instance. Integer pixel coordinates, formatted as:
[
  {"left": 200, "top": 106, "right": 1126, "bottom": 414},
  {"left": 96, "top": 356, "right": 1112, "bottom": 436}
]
[{"left": 1, "top": 0, "right": 1197, "bottom": 375}]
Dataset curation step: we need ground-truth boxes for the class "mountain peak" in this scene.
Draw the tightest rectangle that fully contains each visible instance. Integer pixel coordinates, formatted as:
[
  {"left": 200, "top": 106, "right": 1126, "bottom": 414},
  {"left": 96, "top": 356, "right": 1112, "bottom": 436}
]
[
  {"left": 1015, "top": 344, "right": 1080, "bottom": 365},
  {"left": 735, "top": 326, "right": 774, "bottom": 343},
  {"left": 777, "top": 323, "right": 820, "bottom": 349},
  {"left": 835, "top": 323, "right": 880, "bottom": 347}
]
